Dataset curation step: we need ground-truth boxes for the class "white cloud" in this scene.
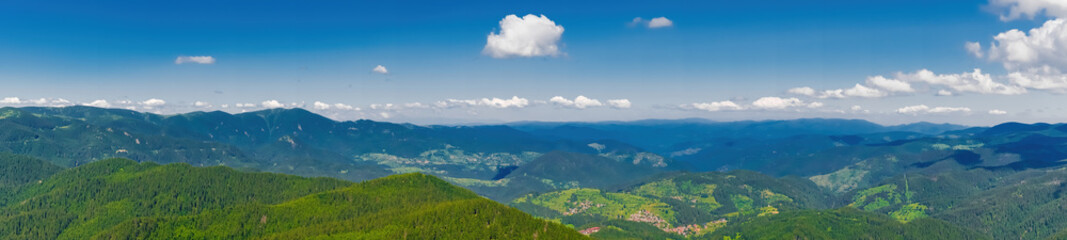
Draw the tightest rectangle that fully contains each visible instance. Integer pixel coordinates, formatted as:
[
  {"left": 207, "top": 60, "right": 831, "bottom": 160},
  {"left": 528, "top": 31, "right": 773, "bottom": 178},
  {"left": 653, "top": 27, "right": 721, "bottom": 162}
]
[
  {"left": 313, "top": 101, "right": 331, "bottom": 110},
  {"left": 992, "top": 0, "right": 1067, "bottom": 20},
  {"left": 632, "top": 17, "right": 674, "bottom": 29},
  {"left": 333, "top": 103, "right": 358, "bottom": 111},
  {"left": 52, "top": 98, "right": 71, "bottom": 105},
  {"left": 404, "top": 102, "right": 429, "bottom": 109},
  {"left": 550, "top": 96, "right": 604, "bottom": 109},
  {"left": 866, "top": 76, "right": 915, "bottom": 93},
  {"left": 174, "top": 56, "right": 215, "bottom": 64},
  {"left": 235, "top": 103, "right": 256, "bottom": 108},
  {"left": 986, "top": 19, "right": 1067, "bottom": 70},
  {"left": 819, "top": 84, "right": 888, "bottom": 98},
  {"left": 194, "top": 101, "right": 211, "bottom": 108},
  {"left": 606, "top": 99, "right": 632, "bottom": 109},
  {"left": 141, "top": 98, "right": 166, "bottom": 107},
  {"left": 0, "top": 97, "right": 21, "bottom": 104},
  {"left": 83, "top": 100, "right": 111, "bottom": 108},
  {"left": 484, "top": 14, "right": 564, "bottom": 58},
  {"left": 1007, "top": 65, "right": 1067, "bottom": 93},
  {"left": 989, "top": 109, "right": 1009, "bottom": 115},
  {"left": 682, "top": 101, "right": 743, "bottom": 112},
  {"left": 787, "top": 87, "right": 817, "bottom": 96},
  {"left": 896, "top": 105, "right": 972, "bottom": 114},
  {"left": 435, "top": 96, "right": 530, "bottom": 109},
  {"left": 648, "top": 17, "right": 673, "bottom": 28},
  {"left": 372, "top": 65, "right": 388, "bottom": 74},
  {"left": 937, "top": 90, "right": 954, "bottom": 96},
  {"left": 966, "top": 41, "right": 984, "bottom": 58},
  {"left": 261, "top": 100, "right": 285, "bottom": 108},
  {"left": 370, "top": 103, "right": 400, "bottom": 110},
  {"left": 898, "top": 69, "right": 1027, "bottom": 95},
  {"left": 751, "top": 97, "right": 821, "bottom": 109}
]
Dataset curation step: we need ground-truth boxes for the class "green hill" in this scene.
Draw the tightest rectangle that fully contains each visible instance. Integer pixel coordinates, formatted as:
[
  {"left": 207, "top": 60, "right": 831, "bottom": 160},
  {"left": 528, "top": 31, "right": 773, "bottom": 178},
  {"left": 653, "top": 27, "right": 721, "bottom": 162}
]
[
  {"left": 511, "top": 171, "right": 831, "bottom": 238},
  {"left": 0, "top": 153, "right": 62, "bottom": 189},
  {"left": 0, "top": 158, "right": 585, "bottom": 240},
  {"left": 702, "top": 208, "right": 988, "bottom": 240}
]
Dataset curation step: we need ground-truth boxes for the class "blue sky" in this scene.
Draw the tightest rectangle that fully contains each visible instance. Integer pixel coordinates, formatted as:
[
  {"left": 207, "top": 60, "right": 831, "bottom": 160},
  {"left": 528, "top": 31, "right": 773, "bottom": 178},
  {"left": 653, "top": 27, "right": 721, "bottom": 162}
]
[{"left": 1, "top": 0, "right": 1065, "bottom": 125}]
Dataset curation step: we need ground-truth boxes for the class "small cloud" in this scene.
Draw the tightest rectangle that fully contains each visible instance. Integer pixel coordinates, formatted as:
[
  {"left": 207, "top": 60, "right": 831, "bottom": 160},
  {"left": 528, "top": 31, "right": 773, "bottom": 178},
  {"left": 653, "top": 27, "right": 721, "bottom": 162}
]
[
  {"left": 866, "top": 76, "right": 914, "bottom": 93},
  {"left": 937, "top": 90, "right": 954, "bottom": 96},
  {"left": 261, "top": 100, "right": 285, "bottom": 108},
  {"left": 333, "top": 103, "right": 358, "bottom": 111},
  {"left": 681, "top": 101, "right": 743, "bottom": 112},
  {"left": 372, "top": 65, "right": 389, "bottom": 74},
  {"left": 989, "top": 109, "right": 1008, "bottom": 115},
  {"left": 606, "top": 99, "right": 632, "bottom": 109},
  {"left": 313, "top": 101, "right": 331, "bottom": 110},
  {"left": 632, "top": 17, "right": 674, "bottom": 28},
  {"left": 484, "top": 14, "right": 565, "bottom": 58},
  {"left": 550, "top": 96, "right": 604, "bottom": 109},
  {"left": 141, "top": 98, "right": 166, "bottom": 107},
  {"left": 965, "top": 41, "right": 983, "bottom": 58},
  {"left": 751, "top": 97, "right": 821, "bottom": 109},
  {"left": 647, "top": 17, "right": 673, "bottom": 28},
  {"left": 819, "top": 84, "right": 888, "bottom": 98},
  {"left": 896, "top": 104, "right": 971, "bottom": 114},
  {"left": 235, "top": 103, "right": 256, "bottom": 108},
  {"left": 435, "top": 96, "right": 531, "bottom": 109},
  {"left": 194, "top": 101, "right": 211, "bottom": 108},
  {"left": 787, "top": 87, "right": 817, "bottom": 96},
  {"left": 174, "top": 56, "right": 216, "bottom": 64},
  {"left": 83, "top": 100, "right": 111, "bottom": 108}
]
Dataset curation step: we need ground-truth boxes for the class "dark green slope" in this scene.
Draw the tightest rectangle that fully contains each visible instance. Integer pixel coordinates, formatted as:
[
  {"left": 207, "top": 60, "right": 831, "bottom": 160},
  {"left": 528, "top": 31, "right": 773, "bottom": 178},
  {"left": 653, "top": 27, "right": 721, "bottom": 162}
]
[
  {"left": 0, "top": 153, "right": 62, "bottom": 188},
  {"left": 0, "top": 153, "right": 63, "bottom": 204},
  {"left": 97, "top": 173, "right": 586, "bottom": 240},
  {"left": 510, "top": 151, "right": 662, "bottom": 188},
  {"left": 0, "top": 158, "right": 585, "bottom": 240},
  {"left": 0, "top": 158, "right": 352, "bottom": 240},
  {"left": 702, "top": 208, "right": 988, "bottom": 240},
  {"left": 0, "top": 107, "right": 255, "bottom": 168}
]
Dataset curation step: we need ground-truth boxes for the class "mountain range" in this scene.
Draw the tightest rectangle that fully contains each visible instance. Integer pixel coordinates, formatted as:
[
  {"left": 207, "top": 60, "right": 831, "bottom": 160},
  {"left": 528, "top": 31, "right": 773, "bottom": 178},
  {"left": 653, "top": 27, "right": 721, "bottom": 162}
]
[{"left": 5, "top": 106, "right": 1067, "bottom": 239}]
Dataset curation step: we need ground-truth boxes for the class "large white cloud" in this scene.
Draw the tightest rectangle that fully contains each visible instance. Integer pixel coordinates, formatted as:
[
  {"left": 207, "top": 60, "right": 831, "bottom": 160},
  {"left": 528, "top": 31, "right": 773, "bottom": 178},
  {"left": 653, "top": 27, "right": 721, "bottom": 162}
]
[
  {"left": 484, "top": 14, "right": 564, "bottom": 58},
  {"left": 174, "top": 56, "right": 215, "bottom": 64},
  {"left": 1007, "top": 65, "right": 1067, "bottom": 92},
  {"left": 992, "top": 0, "right": 1067, "bottom": 20},
  {"left": 986, "top": 19, "right": 1067, "bottom": 70},
  {"left": 898, "top": 69, "right": 1027, "bottom": 95}
]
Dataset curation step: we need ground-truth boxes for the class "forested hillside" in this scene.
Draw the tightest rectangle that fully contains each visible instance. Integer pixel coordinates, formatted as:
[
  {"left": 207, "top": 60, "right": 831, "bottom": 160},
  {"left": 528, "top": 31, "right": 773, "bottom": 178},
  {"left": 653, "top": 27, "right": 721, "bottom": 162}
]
[{"left": 0, "top": 158, "right": 585, "bottom": 240}]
